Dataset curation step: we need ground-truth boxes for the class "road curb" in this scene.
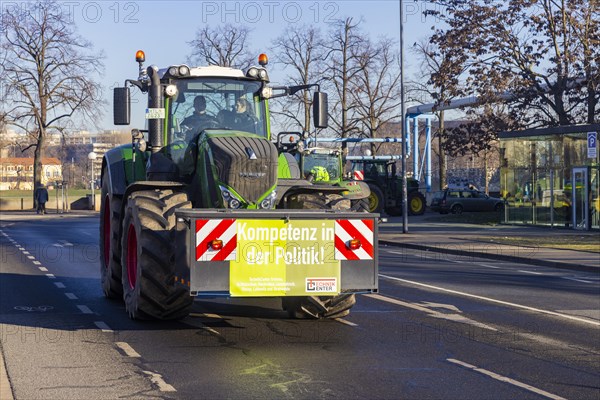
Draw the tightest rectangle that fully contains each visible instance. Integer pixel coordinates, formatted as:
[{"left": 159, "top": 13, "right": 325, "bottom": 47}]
[
  {"left": 379, "top": 240, "right": 599, "bottom": 273},
  {"left": 0, "top": 340, "right": 14, "bottom": 400}
]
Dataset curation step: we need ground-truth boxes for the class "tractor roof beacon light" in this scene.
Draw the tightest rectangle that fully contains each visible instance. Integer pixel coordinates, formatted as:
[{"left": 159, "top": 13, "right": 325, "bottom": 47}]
[
  {"left": 258, "top": 53, "right": 268, "bottom": 66},
  {"left": 135, "top": 50, "right": 145, "bottom": 63},
  {"left": 136, "top": 50, "right": 147, "bottom": 83}
]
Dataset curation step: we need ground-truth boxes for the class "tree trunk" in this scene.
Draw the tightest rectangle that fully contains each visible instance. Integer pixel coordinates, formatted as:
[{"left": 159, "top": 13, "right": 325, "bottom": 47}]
[{"left": 33, "top": 130, "right": 44, "bottom": 203}]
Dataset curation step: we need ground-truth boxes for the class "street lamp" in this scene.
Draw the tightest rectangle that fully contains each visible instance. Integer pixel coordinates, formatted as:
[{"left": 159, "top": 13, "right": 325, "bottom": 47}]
[
  {"left": 399, "top": 0, "right": 408, "bottom": 233},
  {"left": 88, "top": 151, "right": 97, "bottom": 210}
]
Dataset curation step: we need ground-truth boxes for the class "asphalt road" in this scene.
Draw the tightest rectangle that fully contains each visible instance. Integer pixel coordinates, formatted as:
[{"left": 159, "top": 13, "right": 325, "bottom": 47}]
[{"left": 0, "top": 215, "right": 599, "bottom": 399}]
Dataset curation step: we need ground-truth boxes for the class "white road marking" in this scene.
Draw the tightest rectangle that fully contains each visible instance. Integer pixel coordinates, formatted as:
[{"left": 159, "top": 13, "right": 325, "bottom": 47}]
[
  {"left": 379, "top": 274, "right": 600, "bottom": 327},
  {"left": 33, "top": 261, "right": 41, "bottom": 265},
  {"left": 65, "top": 293, "right": 78, "bottom": 300},
  {"left": 189, "top": 312, "right": 222, "bottom": 319},
  {"left": 38, "top": 267, "right": 48, "bottom": 272},
  {"left": 27, "top": 256, "right": 35, "bottom": 260},
  {"left": 142, "top": 371, "right": 177, "bottom": 392},
  {"left": 45, "top": 273, "right": 55, "bottom": 279},
  {"left": 76, "top": 305, "right": 93, "bottom": 314},
  {"left": 420, "top": 302, "right": 461, "bottom": 312},
  {"left": 22, "top": 251, "right": 30, "bottom": 255},
  {"left": 562, "top": 277, "right": 595, "bottom": 284},
  {"left": 115, "top": 342, "right": 141, "bottom": 358},
  {"left": 365, "top": 293, "right": 496, "bottom": 331},
  {"left": 447, "top": 358, "right": 566, "bottom": 400},
  {"left": 54, "top": 282, "right": 66, "bottom": 289},
  {"left": 518, "top": 270, "right": 543, "bottom": 275},
  {"left": 478, "top": 263, "right": 501, "bottom": 269},
  {"left": 94, "top": 321, "right": 113, "bottom": 332},
  {"left": 335, "top": 318, "right": 358, "bottom": 327}
]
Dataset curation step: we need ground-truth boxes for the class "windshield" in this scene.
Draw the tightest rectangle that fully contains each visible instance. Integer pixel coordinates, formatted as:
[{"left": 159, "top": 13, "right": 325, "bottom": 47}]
[
  {"left": 167, "top": 78, "right": 268, "bottom": 142},
  {"left": 302, "top": 153, "right": 340, "bottom": 181}
]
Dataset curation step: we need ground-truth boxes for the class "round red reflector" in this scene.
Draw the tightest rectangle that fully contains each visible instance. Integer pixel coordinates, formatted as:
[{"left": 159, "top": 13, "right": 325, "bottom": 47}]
[
  {"left": 348, "top": 239, "right": 361, "bottom": 250},
  {"left": 209, "top": 240, "right": 223, "bottom": 251}
]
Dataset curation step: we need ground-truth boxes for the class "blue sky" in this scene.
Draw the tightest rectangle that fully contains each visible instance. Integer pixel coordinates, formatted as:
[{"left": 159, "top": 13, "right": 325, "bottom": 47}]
[{"left": 55, "top": 0, "right": 444, "bottom": 130}]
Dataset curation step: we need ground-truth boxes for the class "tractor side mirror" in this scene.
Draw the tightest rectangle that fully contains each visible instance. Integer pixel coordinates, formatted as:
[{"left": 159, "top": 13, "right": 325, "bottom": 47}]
[
  {"left": 313, "top": 92, "right": 328, "bottom": 129},
  {"left": 113, "top": 87, "right": 131, "bottom": 125}
]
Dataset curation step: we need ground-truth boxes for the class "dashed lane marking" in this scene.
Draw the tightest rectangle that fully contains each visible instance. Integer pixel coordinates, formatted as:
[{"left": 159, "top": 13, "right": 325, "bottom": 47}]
[
  {"left": 54, "top": 282, "right": 66, "bottom": 289},
  {"left": 335, "top": 318, "right": 358, "bottom": 327},
  {"left": 22, "top": 251, "right": 30, "bottom": 255},
  {"left": 447, "top": 358, "right": 566, "bottom": 400},
  {"left": 189, "top": 312, "right": 222, "bottom": 319},
  {"left": 33, "top": 261, "right": 41, "bottom": 265},
  {"left": 518, "top": 270, "right": 543, "bottom": 275},
  {"left": 379, "top": 274, "right": 600, "bottom": 327},
  {"left": 94, "top": 321, "right": 113, "bottom": 332},
  {"left": 76, "top": 305, "right": 93, "bottom": 314},
  {"left": 478, "top": 263, "right": 501, "bottom": 269},
  {"left": 562, "top": 277, "right": 595, "bottom": 284},
  {"left": 142, "top": 371, "right": 177, "bottom": 392},
  {"left": 65, "top": 293, "right": 78, "bottom": 300},
  {"left": 38, "top": 267, "right": 48, "bottom": 272},
  {"left": 45, "top": 273, "right": 55, "bottom": 279},
  {"left": 115, "top": 342, "right": 141, "bottom": 358}
]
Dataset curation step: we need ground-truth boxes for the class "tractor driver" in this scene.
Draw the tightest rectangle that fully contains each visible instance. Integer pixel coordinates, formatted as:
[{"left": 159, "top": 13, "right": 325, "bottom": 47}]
[{"left": 181, "top": 95, "right": 218, "bottom": 139}]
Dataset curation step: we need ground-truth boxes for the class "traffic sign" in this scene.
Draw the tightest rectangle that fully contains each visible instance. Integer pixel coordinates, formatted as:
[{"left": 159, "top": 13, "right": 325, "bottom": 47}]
[{"left": 588, "top": 132, "right": 597, "bottom": 158}]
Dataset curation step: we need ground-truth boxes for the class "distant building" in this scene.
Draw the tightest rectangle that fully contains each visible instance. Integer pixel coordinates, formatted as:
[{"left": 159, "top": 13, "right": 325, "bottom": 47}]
[{"left": 0, "top": 157, "right": 62, "bottom": 190}]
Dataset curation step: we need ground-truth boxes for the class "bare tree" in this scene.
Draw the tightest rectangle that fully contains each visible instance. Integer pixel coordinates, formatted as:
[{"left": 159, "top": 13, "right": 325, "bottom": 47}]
[
  {"left": 271, "top": 25, "right": 325, "bottom": 133},
  {"left": 188, "top": 24, "right": 255, "bottom": 70},
  {"left": 1, "top": 0, "right": 103, "bottom": 195},
  {"left": 427, "top": 0, "right": 600, "bottom": 127},
  {"left": 410, "top": 39, "right": 468, "bottom": 189},
  {"left": 324, "top": 17, "right": 366, "bottom": 157},
  {"left": 351, "top": 37, "right": 402, "bottom": 155}
]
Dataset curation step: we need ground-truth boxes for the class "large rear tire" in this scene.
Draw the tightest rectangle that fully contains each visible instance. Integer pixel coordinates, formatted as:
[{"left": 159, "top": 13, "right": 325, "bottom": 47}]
[
  {"left": 282, "top": 193, "right": 357, "bottom": 319},
  {"left": 121, "top": 190, "right": 193, "bottom": 320},
  {"left": 367, "top": 184, "right": 385, "bottom": 214},
  {"left": 408, "top": 191, "right": 426, "bottom": 216},
  {"left": 99, "top": 172, "right": 123, "bottom": 299}
]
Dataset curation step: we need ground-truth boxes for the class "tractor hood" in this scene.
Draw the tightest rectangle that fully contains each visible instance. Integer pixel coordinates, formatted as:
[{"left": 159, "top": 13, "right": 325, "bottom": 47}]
[{"left": 202, "top": 131, "right": 278, "bottom": 205}]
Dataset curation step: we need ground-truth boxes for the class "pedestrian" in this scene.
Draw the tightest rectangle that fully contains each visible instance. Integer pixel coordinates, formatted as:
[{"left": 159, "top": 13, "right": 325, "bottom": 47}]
[{"left": 35, "top": 185, "right": 49, "bottom": 214}]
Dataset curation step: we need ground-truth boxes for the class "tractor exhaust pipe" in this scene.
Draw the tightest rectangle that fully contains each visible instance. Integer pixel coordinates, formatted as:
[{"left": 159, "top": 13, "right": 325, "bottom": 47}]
[{"left": 147, "top": 66, "right": 163, "bottom": 152}]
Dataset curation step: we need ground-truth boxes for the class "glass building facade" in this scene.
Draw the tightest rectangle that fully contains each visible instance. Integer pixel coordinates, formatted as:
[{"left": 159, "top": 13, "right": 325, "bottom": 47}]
[{"left": 499, "top": 124, "right": 600, "bottom": 230}]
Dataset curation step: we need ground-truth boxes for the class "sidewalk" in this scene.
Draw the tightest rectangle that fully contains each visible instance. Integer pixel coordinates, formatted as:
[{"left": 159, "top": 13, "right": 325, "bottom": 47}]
[{"left": 379, "top": 214, "right": 600, "bottom": 272}]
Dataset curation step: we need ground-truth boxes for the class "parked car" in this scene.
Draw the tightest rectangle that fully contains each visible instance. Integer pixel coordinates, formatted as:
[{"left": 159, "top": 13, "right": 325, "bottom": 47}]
[{"left": 430, "top": 189, "right": 505, "bottom": 214}]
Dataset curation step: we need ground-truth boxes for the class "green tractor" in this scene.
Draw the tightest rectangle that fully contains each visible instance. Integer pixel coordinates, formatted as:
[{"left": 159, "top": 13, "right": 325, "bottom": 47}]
[
  {"left": 100, "top": 51, "right": 378, "bottom": 320},
  {"left": 350, "top": 159, "right": 426, "bottom": 216},
  {"left": 276, "top": 132, "right": 370, "bottom": 211}
]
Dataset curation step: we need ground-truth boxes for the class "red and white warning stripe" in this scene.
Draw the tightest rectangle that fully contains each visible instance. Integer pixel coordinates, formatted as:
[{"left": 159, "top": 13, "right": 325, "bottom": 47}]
[
  {"left": 334, "top": 219, "right": 374, "bottom": 260},
  {"left": 195, "top": 219, "right": 237, "bottom": 261},
  {"left": 353, "top": 170, "right": 364, "bottom": 180}
]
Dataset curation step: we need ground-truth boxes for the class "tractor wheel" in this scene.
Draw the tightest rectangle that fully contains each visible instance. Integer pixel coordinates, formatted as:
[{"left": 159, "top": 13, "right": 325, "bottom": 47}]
[
  {"left": 121, "top": 190, "right": 193, "bottom": 320},
  {"left": 282, "top": 294, "right": 357, "bottom": 319},
  {"left": 351, "top": 198, "right": 370, "bottom": 213},
  {"left": 367, "top": 184, "right": 385, "bottom": 214},
  {"left": 408, "top": 191, "right": 426, "bottom": 216},
  {"left": 281, "top": 193, "right": 357, "bottom": 319},
  {"left": 99, "top": 171, "right": 123, "bottom": 299}
]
